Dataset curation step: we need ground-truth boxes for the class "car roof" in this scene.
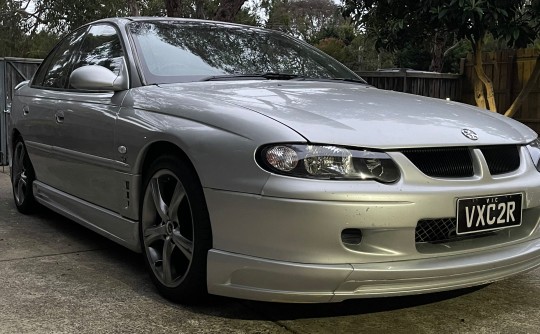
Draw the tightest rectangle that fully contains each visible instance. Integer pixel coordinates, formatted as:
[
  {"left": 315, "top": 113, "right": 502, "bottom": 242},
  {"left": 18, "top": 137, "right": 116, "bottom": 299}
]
[{"left": 91, "top": 17, "right": 259, "bottom": 30}]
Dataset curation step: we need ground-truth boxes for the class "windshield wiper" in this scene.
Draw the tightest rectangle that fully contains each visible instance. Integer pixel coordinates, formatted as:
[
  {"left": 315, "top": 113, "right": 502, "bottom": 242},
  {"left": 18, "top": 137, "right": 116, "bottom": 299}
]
[
  {"left": 301, "top": 77, "right": 368, "bottom": 85},
  {"left": 201, "top": 73, "right": 368, "bottom": 85},
  {"left": 202, "top": 72, "right": 302, "bottom": 81}
]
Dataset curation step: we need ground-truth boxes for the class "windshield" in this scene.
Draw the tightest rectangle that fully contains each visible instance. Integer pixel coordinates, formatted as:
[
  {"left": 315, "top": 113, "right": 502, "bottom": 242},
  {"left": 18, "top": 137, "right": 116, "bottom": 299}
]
[{"left": 127, "top": 20, "right": 363, "bottom": 84}]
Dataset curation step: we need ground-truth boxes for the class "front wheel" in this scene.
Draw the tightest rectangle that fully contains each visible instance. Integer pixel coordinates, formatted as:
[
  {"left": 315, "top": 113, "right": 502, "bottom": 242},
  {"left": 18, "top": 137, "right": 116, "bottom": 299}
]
[
  {"left": 11, "top": 139, "right": 38, "bottom": 214},
  {"left": 140, "top": 155, "right": 212, "bottom": 303}
]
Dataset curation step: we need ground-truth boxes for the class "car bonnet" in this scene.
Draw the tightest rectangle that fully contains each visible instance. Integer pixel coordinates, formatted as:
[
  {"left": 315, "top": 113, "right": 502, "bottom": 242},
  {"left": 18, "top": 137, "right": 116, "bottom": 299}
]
[{"left": 158, "top": 80, "right": 536, "bottom": 149}]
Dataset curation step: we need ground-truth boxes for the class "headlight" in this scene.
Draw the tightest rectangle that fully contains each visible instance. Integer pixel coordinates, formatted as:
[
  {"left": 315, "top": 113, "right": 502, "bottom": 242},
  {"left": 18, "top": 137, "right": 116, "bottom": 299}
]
[
  {"left": 526, "top": 138, "right": 540, "bottom": 172},
  {"left": 258, "top": 144, "right": 400, "bottom": 183}
]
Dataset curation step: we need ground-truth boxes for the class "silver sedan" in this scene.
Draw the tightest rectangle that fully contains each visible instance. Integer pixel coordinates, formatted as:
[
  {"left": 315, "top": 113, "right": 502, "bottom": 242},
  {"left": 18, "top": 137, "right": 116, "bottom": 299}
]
[{"left": 8, "top": 17, "right": 540, "bottom": 303}]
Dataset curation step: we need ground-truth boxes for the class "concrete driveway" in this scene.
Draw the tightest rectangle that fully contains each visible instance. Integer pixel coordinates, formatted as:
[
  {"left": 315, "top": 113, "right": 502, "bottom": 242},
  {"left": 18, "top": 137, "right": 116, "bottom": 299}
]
[{"left": 1, "top": 169, "right": 540, "bottom": 334}]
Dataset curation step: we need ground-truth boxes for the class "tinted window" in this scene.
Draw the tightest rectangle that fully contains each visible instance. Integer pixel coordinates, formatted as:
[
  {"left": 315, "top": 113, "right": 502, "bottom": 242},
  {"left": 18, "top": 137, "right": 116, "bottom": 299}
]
[
  {"left": 73, "top": 24, "right": 124, "bottom": 75},
  {"left": 128, "top": 21, "right": 361, "bottom": 84},
  {"left": 38, "top": 29, "right": 87, "bottom": 89},
  {"left": 32, "top": 51, "right": 57, "bottom": 87}
]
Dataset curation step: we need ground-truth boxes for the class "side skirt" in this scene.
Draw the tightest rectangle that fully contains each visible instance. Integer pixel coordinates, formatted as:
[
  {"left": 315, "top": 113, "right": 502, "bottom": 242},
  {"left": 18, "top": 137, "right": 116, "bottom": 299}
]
[{"left": 33, "top": 181, "right": 141, "bottom": 252}]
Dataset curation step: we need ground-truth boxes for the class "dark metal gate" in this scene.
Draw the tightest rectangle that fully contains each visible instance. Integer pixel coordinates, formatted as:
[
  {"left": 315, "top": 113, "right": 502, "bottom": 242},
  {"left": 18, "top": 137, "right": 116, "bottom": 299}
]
[{"left": 0, "top": 58, "right": 42, "bottom": 165}]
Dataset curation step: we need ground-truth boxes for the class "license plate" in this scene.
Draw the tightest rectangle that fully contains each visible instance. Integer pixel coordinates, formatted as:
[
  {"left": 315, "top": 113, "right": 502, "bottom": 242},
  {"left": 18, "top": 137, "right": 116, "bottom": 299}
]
[{"left": 456, "top": 193, "right": 522, "bottom": 235}]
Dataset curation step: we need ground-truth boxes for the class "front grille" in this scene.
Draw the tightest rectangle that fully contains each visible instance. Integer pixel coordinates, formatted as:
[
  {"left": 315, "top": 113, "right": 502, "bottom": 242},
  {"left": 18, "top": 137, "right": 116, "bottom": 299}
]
[
  {"left": 401, "top": 146, "right": 521, "bottom": 178},
  {"left": 480, "top": 145, "right": 520, "bottom": 175},
  {"left": 416, "top": 218, "right": 494, "bottom": 243},
  {"left": 416, "top": 218, "right": 457, "bottom": 243},
  {"left": 401, "top": 147, "right": 474, "bottom": 178}
]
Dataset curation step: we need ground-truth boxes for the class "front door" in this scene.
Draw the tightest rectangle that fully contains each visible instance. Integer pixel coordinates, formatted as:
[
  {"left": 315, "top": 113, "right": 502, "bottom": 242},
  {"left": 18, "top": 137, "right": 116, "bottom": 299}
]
[
  {"left": 53, "top": 24, "right": 128, "bottom": 212},
  {"left": 24, "top": 24, "right": 128, "bottom": 213}
]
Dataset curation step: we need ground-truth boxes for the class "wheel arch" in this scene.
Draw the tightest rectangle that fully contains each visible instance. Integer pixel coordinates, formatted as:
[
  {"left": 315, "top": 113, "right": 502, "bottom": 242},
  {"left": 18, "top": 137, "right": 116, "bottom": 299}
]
[
  {"left": 134, "top": 141, "right": 209, "bottom": 222},
  {"left": 137, "top": 141, "right": 200, "bottom": 184},
  {"left": 11, "top": 128, "right": 22, "bottom": 142},
  {"left": 9, "top": 129, "right": 23, "bottom": 164}
]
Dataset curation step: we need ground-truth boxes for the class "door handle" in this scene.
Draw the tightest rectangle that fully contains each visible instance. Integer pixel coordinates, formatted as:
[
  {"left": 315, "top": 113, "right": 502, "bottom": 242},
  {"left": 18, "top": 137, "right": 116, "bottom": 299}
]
[
  {"left": 22, "top": 105, "right": 29, "bottom": 115},
  {"left": 55, "top": 110, "right": 65, "bottom": 124}
]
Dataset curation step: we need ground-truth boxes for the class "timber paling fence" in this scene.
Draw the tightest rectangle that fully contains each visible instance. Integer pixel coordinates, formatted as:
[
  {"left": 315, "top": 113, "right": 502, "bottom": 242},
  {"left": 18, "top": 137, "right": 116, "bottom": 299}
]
[
  {"left": 356, "top": 70, "right": 463, "bottom": 101},
  {"left": 0, "top": 58, "right": 42, "bottom": 165}
]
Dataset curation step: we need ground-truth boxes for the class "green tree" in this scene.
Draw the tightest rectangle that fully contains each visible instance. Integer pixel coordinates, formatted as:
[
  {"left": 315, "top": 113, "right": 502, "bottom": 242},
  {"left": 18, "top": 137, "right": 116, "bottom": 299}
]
[
  {"left": 312, "top": 24, "right": 360, "bottom": 70},
  {"left": 261, "top": 0, "right": 367, "bottom": 68},
  {"left": 343, "top": 0, "right": 540, "bottom": 116},
  {"left": 0, "top": 0, "right": 36, "bottom": 57},
  {"left": 31, "top": 0, "right": 128, "bottom": 34},
  {"left": 264, "top": 0, "right": 342, "bottom": 41},
  {"left": 164, "top": 0, "right": 252, "bottom": 22}
]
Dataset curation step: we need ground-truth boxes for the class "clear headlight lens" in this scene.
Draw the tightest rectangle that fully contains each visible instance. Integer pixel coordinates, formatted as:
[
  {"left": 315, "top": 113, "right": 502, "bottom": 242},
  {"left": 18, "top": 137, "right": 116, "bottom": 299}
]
[
  {"left": 258, "top": 144, "right": 400, "bottom": 183},
  {"left": 526, "top": 139, "right": 540, "bottom": 172},
  {"left": 265, "top": 145, "right": 298, "bottom": 171}
]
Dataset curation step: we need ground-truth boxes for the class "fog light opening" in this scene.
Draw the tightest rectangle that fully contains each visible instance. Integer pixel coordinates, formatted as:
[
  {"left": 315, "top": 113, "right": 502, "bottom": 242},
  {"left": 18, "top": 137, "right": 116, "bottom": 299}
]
[{"left": 341, "top": 228, "right": 363, "bottom": 245}]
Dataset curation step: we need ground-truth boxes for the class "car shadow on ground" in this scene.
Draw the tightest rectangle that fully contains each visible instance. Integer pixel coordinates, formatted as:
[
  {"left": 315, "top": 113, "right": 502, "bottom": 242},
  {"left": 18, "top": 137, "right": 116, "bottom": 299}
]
[{"left": 188, "top": 285, "right": 487, "bottom": 320}]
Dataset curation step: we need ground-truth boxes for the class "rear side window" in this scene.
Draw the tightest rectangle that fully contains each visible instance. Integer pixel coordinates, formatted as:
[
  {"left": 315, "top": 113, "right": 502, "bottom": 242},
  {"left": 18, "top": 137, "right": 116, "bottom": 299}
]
[
  {"left": 34, "top": 29, "right": 87, "bottom": 89},
  {"left": 72, "top": 24, "right": 124, "bottom": 76}
]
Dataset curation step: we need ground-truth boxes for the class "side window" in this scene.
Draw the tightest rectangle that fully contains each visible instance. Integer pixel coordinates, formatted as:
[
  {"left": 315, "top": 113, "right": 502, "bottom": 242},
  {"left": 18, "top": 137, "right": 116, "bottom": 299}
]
[
  {"left": 72, "top": 25, "right": 124, "bottom": 76},
  {"left": 32, "top": 51, "right": 56, "bottom": 87},
  {"left": 36, "top": 29, "right": 87, "bottom": 89}
]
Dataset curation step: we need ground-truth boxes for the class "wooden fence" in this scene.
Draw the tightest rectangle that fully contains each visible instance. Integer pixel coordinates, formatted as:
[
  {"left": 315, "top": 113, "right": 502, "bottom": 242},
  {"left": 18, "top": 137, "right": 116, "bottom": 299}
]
[
  {"left": 0, "top": 57, "right": 42, "bottom": 165},
  {"left": 356, "top": 70, "right": 463, "bottom": 101},
  {"left": 461, "top": 49, "right": 540, "bottom": 133}
]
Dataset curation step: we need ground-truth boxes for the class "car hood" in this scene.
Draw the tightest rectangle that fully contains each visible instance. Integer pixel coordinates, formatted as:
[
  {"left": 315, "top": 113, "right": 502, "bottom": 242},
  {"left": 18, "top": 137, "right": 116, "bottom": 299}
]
[{"left": 158, "top": 81, "right": 536, "bottom": 149}]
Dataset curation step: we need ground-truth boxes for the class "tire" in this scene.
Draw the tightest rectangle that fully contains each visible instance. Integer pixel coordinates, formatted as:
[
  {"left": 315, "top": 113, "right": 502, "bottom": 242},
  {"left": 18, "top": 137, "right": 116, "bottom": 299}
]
[
  {"left": 11, "top": 139, "right": 38, "bottom": 214},
  {"left": 140, "top": 155, "right": 212, "bottom": 303}
]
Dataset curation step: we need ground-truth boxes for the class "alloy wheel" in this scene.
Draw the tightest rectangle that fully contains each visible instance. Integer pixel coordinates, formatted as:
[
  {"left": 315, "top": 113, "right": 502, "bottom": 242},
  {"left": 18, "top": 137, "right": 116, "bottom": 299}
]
[
  {"left": 141, "top": 169, "right": 195, "bottom": 288},
  {"left": 12, "top": 142, "right": 30, "bottom": 206}
]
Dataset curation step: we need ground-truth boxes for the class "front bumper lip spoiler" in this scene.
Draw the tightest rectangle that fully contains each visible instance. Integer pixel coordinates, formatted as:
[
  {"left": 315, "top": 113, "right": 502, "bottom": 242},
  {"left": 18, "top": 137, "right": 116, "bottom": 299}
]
[{"left": 207, "top": 238, "right": 540, "bottom": 303}]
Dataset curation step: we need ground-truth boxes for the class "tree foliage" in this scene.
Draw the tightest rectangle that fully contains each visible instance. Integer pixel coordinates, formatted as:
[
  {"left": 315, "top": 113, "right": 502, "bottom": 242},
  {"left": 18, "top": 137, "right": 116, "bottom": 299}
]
[
  {"left": 163, "top": 0, "right": 254, "bottom": 22},
  {"left": 343, "top": 0, "right": 540, "bottom": 115},
  {"left": 0, "top": 0, "right": 41, "bottom": 56},
  {"left": 0, "top": 0, "right": 258, "bottom": 58},
  {"left": 259, "top": 0, "right": 371, "bottom": 69},
  {"left": 31, "top": 0, "right": 128, "bottom": 34},
  {"left": 263, "top": 0, "right": 341, "bottom": 42}
]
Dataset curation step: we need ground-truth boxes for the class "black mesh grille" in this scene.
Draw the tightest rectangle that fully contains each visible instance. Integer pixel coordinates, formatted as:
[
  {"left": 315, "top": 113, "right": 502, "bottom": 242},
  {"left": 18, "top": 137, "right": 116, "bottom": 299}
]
[
  {"left": 416, "top": 218, "right": 495, "bottom": 243},
  {"left": 401, "top": 146, "right": 521, "bottom": 178},
  {"left": 481, "top": 145, "right": 520, "bottom": 175},
  {"left": 416, "top": 218, "right": 457, "bottom": 243},
  {"left": 401, "top": 147, "right": 474, "bottom": 178}
]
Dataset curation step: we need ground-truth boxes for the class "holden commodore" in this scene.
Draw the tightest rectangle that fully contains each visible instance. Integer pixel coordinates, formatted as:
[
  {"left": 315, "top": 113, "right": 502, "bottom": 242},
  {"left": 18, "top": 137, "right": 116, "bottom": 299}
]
[{"left": 8, "top": 17, "right": 540, "bottom": 303}]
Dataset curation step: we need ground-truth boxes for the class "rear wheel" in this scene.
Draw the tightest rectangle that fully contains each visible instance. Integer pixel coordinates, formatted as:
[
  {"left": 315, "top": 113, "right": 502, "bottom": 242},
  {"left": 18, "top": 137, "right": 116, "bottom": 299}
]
[
  {"left": 140, "top": 155, "right": 212, "bottom": 303},
  {"left": 11, "top": 139, "right": 38, "bottom": 214}
]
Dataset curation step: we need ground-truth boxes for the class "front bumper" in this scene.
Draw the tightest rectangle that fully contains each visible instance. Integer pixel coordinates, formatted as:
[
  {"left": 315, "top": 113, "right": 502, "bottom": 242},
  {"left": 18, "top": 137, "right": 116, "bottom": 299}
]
[
  {"left": 203, "top": 147, "right": 540, "bottom": 302},
  {"left": 207, "top": 238, "right": 540, "bottom": 303}
]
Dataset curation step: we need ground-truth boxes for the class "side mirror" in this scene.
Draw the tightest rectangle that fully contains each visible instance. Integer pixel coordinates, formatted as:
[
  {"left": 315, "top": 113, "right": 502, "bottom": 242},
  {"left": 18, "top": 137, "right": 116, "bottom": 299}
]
[{"left": 70, "top": 58, "right": 129, "bottom": 91}]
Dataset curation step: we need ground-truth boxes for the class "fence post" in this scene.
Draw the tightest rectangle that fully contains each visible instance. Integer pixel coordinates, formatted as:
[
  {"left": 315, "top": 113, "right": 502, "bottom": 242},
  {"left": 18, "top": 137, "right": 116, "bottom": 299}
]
[
  {"left": 459, "top": 58, "right": 466, "bottom": 75},
  {"left": 400, "top": 68, "right": 408, "bottom": 92},
  {"left": 0, "top": 60, "right": 7, "bottom": 166}
]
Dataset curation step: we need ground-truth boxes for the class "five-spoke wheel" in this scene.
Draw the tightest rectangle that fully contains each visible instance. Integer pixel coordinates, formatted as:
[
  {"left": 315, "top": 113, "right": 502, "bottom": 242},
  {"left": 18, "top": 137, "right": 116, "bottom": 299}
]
[
  {"left": 140, "top": 155, "right": 211, "bottom": 302},
  {"left": 11, "top": 139, "right": 37, "bottom": 213}
]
